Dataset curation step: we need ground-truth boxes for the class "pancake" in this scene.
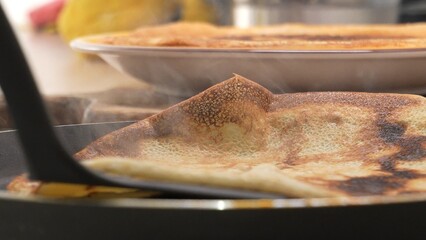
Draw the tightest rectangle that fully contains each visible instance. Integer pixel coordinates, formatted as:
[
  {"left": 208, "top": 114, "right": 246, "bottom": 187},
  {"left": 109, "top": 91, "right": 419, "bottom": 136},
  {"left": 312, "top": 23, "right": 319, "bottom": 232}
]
[
  {"left": 93, "top": 22, "right": 426, "bottom": 50},
  {"left": 70, "top": 76, "right": 426, "bottom": 197},
  {"left": 8, "top": 75, "right": 426, "bottom": 197}
]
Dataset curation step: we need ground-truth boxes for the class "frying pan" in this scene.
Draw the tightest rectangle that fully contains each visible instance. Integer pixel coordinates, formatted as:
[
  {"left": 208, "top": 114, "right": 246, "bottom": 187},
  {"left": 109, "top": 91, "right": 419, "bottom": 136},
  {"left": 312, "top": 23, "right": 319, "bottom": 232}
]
[
  {"left": 0, "top": 122, "right": 426, "bottom": 240},
  {"left": 1, "top": 4, "right": 426, "bottom": 240}
]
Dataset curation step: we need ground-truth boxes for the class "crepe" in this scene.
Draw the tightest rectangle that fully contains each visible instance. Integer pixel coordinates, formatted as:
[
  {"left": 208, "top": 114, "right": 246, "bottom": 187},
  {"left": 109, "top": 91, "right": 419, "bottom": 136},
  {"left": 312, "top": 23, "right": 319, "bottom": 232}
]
[
  {"left": 55, "top": 75, "right": 426, "bottom": 197},
  {"left": 8, "top": 75, "right": 426, "bottom": 197},
  {"left": 93, "top": 22, "right": 426, "bottom": 50}
]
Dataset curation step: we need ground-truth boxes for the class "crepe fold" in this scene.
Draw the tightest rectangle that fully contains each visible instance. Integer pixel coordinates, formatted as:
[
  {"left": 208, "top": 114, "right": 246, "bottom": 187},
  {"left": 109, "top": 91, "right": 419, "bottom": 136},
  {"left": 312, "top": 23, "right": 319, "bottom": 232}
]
[{"left": 58, "top": 75, "right": 425, "bottom": 197}]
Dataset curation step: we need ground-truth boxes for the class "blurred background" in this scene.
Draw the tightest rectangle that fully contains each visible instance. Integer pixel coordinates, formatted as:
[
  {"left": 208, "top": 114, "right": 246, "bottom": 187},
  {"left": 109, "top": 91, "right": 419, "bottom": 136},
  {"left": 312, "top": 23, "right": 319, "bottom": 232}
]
[
  {"left": 1, "top": 0, "right": 426, "bottom": 130},
  {"left": 4, "top": 0, "right": 426, "bottom": 30},
  {"left": 1, "top": 0, "right": 426, "bottom": 93}
]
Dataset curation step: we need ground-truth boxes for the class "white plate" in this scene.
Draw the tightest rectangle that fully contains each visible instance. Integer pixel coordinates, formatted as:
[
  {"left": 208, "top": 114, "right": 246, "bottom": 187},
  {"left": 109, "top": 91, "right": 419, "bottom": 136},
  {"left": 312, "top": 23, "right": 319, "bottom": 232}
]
[{"left": 72, "top": 37, "right": 426, "bottom": 97}]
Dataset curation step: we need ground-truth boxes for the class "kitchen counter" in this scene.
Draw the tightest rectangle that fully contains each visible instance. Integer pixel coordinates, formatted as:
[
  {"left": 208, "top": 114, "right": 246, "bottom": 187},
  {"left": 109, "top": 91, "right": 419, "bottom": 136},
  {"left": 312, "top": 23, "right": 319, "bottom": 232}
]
[
  {"left": 1, "top": 0, "right": 145, "bottom": 95},
  {"left": 15, "top": 30, "right": 145, "bottom": 95}
]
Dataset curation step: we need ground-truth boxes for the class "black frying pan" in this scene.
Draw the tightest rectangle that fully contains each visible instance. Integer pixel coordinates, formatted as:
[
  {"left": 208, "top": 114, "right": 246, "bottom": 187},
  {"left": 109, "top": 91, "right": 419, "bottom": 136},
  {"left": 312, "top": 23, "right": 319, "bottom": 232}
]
[
  {"left": 1, "top": 3, "right": 426, "bottom": 239},
  {"left": 0, "top": 122, "right": 426, "bottom": 240}
]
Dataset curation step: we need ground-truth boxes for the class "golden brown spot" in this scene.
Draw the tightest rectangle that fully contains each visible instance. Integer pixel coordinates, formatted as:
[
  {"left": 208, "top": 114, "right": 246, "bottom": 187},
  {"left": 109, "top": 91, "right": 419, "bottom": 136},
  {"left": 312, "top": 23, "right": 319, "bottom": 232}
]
[{"left": 180, "top": 75, "right": 273, "bottom": 127}]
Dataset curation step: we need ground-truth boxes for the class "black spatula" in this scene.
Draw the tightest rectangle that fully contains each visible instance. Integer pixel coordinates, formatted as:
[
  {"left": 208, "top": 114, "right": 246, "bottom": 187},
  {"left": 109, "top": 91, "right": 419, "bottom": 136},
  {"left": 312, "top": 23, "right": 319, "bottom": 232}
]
[{"left": 0, "top": 5, "right": 280, "bottom": 199}]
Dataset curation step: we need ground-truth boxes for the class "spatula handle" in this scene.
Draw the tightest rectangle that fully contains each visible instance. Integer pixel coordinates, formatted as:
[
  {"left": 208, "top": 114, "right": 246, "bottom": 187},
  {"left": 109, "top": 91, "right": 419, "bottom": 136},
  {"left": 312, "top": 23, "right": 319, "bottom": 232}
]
[{"left": 0, "top": 5, "right": 103, "bottom": 184}]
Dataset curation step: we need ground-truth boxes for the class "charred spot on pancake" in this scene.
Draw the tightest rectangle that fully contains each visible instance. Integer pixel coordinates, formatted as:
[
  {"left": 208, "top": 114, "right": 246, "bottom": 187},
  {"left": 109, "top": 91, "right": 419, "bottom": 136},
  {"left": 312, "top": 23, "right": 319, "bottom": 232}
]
[
  {"left": 395, "top": 136, "right": 426, "bottom": 161},
  {"left": 335, "top": 175, "right": 404, "bottom": 195},
  {"left": 379, "top": 156, "right": 396, "bottom": 172},
  {"left": 335, "top": 170, "right": 422, "bottom": 195},
  {"left": 375, "top": 121, "right": 426, "bottom": 162},
  {"left": 377, "top": 121, "right": 406, "bottom": 143},
  {"left": 392, "top": 170, "right": 420, "bottom": 179},
  {"left": 375, "top": 117, "right": 425, "bottom": 166},
  {"left": 398, "top": 191, "right": 423, "bottom": 195}
]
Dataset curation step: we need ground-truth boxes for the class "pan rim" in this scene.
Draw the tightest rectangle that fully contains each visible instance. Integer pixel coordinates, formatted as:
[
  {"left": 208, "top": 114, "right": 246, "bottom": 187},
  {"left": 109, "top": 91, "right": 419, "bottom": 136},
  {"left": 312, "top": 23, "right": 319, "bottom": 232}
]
[
  {"left": 3, "top": 123, "right": 426, "bottom": 210},
  {"left": 2, "top": 191, "right": 426, "bottom": 210}
]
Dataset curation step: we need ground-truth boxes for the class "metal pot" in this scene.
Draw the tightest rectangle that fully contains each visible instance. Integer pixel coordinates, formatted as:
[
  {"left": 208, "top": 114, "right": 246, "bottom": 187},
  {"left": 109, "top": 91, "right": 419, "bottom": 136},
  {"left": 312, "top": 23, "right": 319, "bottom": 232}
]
[{"left": 232, "top": 0, "right": 401, "bottom": 27}]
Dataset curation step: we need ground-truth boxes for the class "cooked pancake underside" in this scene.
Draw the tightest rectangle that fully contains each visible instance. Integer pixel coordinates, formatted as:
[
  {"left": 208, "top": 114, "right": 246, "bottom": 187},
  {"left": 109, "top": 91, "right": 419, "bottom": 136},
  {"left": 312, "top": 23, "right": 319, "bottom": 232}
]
[
  {"left": 67, "top": 75, "right": 426, "bottom": 198},
  {"left": 95, "top": 22, "right": 426, "bottom": 50}
]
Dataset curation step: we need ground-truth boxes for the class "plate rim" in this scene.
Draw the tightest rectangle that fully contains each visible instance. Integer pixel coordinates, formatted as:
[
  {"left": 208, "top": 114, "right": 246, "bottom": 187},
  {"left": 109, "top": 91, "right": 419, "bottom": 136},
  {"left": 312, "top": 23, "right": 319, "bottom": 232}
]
[{"left": 70, "top": 35, "right": 426, "bottom": 56}]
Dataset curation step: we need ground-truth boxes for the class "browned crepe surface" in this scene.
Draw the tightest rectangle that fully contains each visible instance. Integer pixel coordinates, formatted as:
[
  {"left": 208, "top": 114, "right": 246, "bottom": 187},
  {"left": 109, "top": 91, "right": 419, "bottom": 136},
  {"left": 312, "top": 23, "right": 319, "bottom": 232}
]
[
  {"left": 8, "top": 75, "right": 426, "bottom": 197},
  {"left": 93, "top": 22, "right": 426, "bottom": 50},
  {"left": 76, "top": 76, "right": 426, "bottom": 197}
]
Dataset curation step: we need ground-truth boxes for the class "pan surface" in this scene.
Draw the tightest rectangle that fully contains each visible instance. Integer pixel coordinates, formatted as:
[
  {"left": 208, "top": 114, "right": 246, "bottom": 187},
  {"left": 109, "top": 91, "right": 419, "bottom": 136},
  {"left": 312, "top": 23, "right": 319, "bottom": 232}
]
[{"left": 1, "top": 122, "right": 426, "bottom": 240}]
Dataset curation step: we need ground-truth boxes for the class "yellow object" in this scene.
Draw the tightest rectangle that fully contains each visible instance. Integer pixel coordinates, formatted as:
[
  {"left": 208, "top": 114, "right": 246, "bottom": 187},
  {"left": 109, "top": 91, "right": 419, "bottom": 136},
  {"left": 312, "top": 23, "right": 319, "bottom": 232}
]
[
  {"left": 182, "top": 0, "right": 216, "bottom": 23},
  {"left": 58, "top": 0, "right": 180, "bottom": 42},
  {"left": 37, "top": 182, "right": 157, "bottom": 198}
]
